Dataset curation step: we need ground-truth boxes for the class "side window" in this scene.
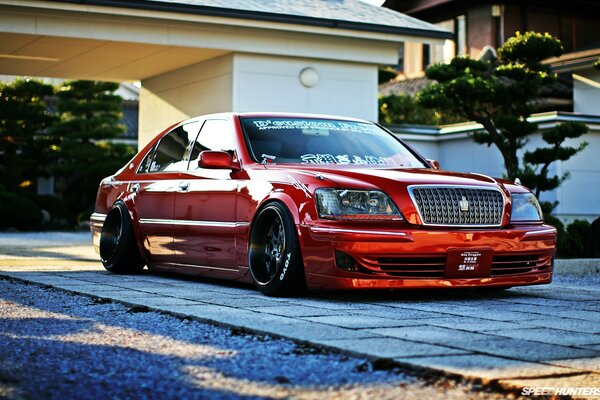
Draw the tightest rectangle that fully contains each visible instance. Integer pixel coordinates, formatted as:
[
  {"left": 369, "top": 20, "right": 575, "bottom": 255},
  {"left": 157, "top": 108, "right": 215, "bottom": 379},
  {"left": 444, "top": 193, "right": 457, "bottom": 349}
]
[
  {"left": 137, "top": 144, "right": 156, "bottom": 174},
  {"left": 188, "top": 119, "right": 235, "bottom": 170},
  {"left": 148, "top": 122, "right": 201, "bottom": 173}
]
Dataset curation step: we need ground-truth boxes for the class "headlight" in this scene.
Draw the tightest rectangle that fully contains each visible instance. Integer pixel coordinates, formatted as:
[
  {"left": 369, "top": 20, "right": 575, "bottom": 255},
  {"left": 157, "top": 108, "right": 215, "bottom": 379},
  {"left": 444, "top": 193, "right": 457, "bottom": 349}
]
[
  {"left": 315, "top": 188, "right": 403, "bottom": 220},
  {"left": 510, "top": 192, "right": 543, "bottom": 222}
]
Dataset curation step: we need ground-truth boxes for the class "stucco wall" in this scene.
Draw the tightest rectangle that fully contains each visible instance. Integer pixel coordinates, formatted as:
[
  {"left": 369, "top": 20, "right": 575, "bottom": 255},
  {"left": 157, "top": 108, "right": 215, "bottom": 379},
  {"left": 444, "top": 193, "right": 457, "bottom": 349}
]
[
  {"left": 139, "top": 54, "right": 234, "bottom": 146},
  {"left": 573, "top": 69, "right": 600, "bottom": 115},
  {"left": 232, "top": 54, "right": 378, "bottom": 121}
]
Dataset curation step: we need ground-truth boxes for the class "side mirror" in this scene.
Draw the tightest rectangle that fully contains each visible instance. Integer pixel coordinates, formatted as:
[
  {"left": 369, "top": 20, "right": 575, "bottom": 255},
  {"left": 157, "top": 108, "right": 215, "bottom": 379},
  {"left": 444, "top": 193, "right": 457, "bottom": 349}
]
[
  {"left": 426, "top": 159, "right": 440, "bottom": 170},
  {"left": 198, "top": 151, "right": 240, "bottom": 170}
]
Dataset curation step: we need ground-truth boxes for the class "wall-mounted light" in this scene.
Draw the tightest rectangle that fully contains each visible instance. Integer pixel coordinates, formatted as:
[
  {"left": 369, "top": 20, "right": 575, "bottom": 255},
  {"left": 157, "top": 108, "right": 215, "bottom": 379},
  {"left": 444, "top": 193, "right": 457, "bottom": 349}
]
[{"left": 299, "top": 67, "right": 319, "bottom": 88}]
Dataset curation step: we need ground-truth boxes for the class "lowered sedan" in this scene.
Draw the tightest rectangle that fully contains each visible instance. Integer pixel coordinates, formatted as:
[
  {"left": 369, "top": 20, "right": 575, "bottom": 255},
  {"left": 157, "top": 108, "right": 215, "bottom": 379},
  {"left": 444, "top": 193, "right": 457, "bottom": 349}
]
[{"left": 91, "top": 113, "right": 556, "bottom": 296}]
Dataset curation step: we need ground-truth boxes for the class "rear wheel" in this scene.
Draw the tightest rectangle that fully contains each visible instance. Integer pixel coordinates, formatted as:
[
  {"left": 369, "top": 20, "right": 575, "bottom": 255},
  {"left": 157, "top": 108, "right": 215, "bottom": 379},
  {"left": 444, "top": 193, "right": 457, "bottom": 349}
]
[
  {"left": 99, "top": 201, "right": 145, "bottom": 274},
  {"left": 249, "top": 202, "right": 306, "bottom": 296}
]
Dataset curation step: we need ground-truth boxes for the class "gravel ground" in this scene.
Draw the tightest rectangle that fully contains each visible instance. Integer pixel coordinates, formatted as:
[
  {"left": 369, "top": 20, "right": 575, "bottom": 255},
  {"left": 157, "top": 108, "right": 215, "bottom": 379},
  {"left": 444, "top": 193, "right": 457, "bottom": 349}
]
[{"left": 0, "top": 278, "right": 520, "bottom": 400}]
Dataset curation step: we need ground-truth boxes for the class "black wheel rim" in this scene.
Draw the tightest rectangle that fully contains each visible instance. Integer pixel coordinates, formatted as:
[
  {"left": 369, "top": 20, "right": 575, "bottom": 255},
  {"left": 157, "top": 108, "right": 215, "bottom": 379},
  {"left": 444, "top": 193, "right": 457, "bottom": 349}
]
[
  {"left": 100, "top": 207, "right": 123, "bottom": 264},
  {"left": 264, "top": 216, "right": 286, "bottom": 280},
  {"left": 250, "top": 207, "right": 287, "bottom": 285}
]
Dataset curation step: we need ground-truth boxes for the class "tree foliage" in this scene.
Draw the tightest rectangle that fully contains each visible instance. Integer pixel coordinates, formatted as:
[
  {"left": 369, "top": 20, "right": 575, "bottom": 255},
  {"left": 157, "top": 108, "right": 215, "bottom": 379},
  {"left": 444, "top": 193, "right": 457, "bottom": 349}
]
[
  {"left": 0, "top": 79, "right": 56, "bottom": 228},
  {"left": 50, "top": 80, "right": 136, "bottom": 224},
  {"left": 418, "top": 32, "right": 588, "bottom": 211},
  {"left": 520, "top": 122, "right": 588, "bottom": 199},
  {"left": 379, "top": 94, "right": 464, "bottom": 126}
]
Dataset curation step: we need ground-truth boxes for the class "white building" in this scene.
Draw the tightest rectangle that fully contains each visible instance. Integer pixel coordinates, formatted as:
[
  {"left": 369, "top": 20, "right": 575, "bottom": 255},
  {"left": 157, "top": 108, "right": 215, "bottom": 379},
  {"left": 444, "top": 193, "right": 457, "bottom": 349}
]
[{"left": 0, "top": 0, "right": 450, "bottom": 148}]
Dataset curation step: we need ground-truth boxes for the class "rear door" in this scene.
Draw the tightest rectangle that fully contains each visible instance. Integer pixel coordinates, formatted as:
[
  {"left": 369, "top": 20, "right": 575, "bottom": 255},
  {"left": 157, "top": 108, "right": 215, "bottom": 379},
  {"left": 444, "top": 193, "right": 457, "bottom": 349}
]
[
  {"left": 173, "top": 119, "right": 240, "bottom": 269},
  {"left": 132, "top": 121, "right": 202, "bottom": 264}
]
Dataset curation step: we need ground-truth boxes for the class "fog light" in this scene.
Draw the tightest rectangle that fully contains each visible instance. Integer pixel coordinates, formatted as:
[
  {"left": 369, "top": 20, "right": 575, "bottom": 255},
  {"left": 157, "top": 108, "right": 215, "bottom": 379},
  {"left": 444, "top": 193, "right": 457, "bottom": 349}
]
[{"left": 335, "top": 251, "right": 356, "bottom": 271}]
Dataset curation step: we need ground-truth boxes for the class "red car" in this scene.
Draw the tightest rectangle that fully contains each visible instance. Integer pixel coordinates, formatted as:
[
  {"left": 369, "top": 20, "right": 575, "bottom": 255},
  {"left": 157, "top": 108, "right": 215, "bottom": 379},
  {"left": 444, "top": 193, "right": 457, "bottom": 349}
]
[{"left": 91, "top": 113, "right": 556, "bottom": 296}]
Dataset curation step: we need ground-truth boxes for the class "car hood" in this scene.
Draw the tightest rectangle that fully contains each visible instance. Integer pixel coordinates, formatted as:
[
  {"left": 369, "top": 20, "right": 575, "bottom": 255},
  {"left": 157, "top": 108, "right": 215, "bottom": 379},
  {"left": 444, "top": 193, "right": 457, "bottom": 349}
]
[
  {"left": 264, "top": 164, "right": 512, "bottom": 225},
  {"left": 265, "top": 164, "right": 503, "bottom": 189}
]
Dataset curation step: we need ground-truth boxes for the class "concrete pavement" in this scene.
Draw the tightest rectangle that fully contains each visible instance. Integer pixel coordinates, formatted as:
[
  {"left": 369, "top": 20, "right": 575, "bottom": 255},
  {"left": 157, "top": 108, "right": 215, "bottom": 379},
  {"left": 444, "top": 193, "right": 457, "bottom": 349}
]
[{"left": 0, "top": 232, "right": 599, "bottom": 397}]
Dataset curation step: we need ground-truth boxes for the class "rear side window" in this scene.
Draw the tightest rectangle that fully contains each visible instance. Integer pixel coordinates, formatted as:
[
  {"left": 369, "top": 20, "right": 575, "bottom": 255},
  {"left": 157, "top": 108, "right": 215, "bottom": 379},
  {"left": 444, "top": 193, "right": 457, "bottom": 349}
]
[{"left": 141, "top": 122, "right": 201, "bottom": 173}]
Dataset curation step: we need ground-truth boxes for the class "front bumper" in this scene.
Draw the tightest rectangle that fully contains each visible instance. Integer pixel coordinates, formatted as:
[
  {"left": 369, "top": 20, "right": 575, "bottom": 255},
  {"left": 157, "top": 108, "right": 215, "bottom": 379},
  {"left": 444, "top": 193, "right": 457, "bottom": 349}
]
[{"left": 299, "top": 223, "right": 556, "bottom": 291}]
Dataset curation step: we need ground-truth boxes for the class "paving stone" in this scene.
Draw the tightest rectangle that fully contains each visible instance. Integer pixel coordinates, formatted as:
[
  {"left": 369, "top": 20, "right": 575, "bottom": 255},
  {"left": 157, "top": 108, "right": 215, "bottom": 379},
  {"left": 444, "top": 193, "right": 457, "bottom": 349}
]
[
  {"left": 248, "top": 305, "right": 345, "bottom": 317},
  {"left": 513, "top": 290, "right": 600, "bottom": 302},
  {"left": 352, "top": 305, "right": 443, "bottom": 320},
  {"left": 367, "top": 326, "right": 495, "bottom": 346},
  {"left": 301, "top": 315, "right": 418, "bottom": 329},
  {"left": 138, "top": 287, "right": 221, "bottom": 297},
  {"left": 286, "top": 299, "right": 386, "bottom": 311},
  {"left": 98, "top": 281, "right": 179, "bottom": 290},
  {"left": 254, "top": 321, "right": 384, "bottom": 341},
  {"left": 490, "top": 327, "right": 600, "bottom": 346},
  {"left": 393, "top": 303, "right": 538, "bottom": 322},
  {"left": 84, "top": 289, "right": 162, "bottom": 298},
  {"left": 392, "top": 354, "right": 576, "bottom": 380},
  {"left": 439, "top": 308, "right": 546, "bottom": 322},
  {"left": 314, "top": 337, "right": 469, "bottom": 359},
  {"left": 118, "top": 296, "right": 203, "bottom": 307},
  {"left": 426, "top": 316, "right": 532, "bottom": 332},
  {"left": 14, "top": 276, "right": 86, "bottom": 285},
  {"left": 497, "top": 296, "right": 590, "bottom": 308},
  {"left": 489, "top": 303, "right": 600, "bottom": 322},
  {"left": 547, "top": 357, "right": 600, "bottom": 373},
  {"left": 220, "top": 296, "right": 297, "bottom": 308},
  {"left": 153, "top": 304, "right": 299, "bottom": 330},
  {"left": 517, "top": 317, "right": 600, "bottom": 334},
  {"left": 457, "top": 337, "right": 599, "bottom": 362}
]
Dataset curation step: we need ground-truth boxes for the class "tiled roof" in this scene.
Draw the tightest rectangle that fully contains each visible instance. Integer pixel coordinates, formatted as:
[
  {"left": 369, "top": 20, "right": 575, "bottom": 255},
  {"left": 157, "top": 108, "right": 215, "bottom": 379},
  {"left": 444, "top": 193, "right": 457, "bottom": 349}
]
[
  {"left": 379, "top": 76, "right": 432, "bottom": 97},
  {"left": 118, "top": 0, "right": 451, "bottom": 38}
]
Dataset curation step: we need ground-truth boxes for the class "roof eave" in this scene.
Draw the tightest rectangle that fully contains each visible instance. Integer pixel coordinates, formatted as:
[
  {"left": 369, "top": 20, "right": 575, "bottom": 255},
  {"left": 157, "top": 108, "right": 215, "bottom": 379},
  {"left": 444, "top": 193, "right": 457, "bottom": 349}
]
[{"left": 53, "top": 0, "right": 452, "bottom": 40}]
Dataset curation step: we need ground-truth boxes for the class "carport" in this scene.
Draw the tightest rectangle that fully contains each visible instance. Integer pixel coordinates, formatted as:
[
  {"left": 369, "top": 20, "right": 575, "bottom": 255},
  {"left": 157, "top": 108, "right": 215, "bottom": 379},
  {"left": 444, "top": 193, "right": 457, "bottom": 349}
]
[{"left": 0, "top": 0, "right": 450, "bottom": 146}]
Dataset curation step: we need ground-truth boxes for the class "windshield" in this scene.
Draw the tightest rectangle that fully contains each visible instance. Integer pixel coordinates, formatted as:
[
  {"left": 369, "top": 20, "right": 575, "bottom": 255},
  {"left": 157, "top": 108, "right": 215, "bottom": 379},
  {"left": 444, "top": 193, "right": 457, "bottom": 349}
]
[{"left": 240, "top": 117, "right": 427, "bottom": 168}]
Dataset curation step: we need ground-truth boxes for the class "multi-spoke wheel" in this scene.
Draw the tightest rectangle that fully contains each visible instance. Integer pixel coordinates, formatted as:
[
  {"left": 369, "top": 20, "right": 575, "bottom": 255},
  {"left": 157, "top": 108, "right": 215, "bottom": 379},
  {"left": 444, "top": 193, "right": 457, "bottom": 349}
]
[
  {"left": 249, "top": 202, "right": 305, "bottom": 296},
  {"left": 99, "top": 201, "right": 145, "bottom": 274}
]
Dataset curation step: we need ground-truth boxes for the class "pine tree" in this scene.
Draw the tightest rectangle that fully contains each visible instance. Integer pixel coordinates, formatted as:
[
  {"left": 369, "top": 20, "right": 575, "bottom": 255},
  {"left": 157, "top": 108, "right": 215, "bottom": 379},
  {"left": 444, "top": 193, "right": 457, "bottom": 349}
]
[
  {"left": 417, "top": 32, "right": 588, "bottom": 209},
  {"left": 51, "top": 80, "right": 135, "bottom": 224},
  {"left": 0, "top": 79, "right": 56, "bottom": 228}
]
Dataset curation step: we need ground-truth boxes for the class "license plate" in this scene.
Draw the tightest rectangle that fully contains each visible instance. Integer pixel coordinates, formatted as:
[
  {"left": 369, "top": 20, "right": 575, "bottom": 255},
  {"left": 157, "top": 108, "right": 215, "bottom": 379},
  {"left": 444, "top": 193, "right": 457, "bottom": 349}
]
[{"left": 444, "top": 248, "right": 493, "bottom": 278}]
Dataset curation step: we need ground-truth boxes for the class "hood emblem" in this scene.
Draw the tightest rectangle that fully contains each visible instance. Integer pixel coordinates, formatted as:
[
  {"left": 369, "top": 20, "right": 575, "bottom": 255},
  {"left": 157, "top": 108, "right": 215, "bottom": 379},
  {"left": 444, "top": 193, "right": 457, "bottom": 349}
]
[{"left": 459, "top": 196, "right": 469, "bottom": 212}]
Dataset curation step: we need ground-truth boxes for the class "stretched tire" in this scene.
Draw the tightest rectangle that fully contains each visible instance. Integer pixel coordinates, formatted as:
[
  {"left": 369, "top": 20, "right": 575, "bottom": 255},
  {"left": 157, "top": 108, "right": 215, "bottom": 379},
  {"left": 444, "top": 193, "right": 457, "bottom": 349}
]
[
  {"left": 99, "top": 201, "right": 145, "bottom": 274},
  {"left": 248, "top": 202, "right": 306, "bottom": 296}
]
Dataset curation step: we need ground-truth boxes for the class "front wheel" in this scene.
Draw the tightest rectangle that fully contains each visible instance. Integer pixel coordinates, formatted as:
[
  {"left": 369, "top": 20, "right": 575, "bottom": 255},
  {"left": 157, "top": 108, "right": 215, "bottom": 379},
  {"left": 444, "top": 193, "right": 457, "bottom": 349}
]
[
  {"left": 99, "top": 201, "right": 145, "bottom": 274},
  {"left": 248, "top": 202, "right": 306, "bottom": 296}
]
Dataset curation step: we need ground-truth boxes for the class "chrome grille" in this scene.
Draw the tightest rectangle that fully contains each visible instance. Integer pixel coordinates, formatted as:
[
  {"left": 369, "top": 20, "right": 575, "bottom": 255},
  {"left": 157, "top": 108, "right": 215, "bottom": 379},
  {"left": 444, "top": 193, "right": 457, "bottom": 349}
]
[{"left": 410, "top": 186, "right": 504, "bottom": 226}]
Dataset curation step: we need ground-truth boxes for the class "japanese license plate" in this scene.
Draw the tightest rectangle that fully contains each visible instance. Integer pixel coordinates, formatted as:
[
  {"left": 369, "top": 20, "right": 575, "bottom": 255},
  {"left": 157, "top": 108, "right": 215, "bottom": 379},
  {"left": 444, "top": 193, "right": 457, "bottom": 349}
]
[{"left": 444, "top": 248, "right": 493, "bottom": 278}]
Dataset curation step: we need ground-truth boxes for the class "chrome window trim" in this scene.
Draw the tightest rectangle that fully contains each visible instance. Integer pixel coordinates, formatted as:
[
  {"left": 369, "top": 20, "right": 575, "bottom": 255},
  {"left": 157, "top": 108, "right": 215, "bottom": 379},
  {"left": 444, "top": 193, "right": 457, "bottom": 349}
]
[{"left": 407, "top": 184, "right": 506, "bottom": 228}]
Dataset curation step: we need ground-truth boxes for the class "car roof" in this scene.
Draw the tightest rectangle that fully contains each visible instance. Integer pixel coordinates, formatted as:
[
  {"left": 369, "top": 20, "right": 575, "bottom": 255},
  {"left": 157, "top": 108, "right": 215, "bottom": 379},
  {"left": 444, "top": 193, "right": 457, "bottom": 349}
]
[{"left": 182, "top": 112, "right": 373, "bottom": 124}]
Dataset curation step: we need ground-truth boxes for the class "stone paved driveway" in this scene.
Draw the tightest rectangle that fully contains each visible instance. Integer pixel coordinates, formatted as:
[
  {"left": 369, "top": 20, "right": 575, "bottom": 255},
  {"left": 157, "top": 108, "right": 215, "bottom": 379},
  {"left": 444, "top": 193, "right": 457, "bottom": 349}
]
[{"left": 1, "top": 232, "right": 599, "bottom": 395}]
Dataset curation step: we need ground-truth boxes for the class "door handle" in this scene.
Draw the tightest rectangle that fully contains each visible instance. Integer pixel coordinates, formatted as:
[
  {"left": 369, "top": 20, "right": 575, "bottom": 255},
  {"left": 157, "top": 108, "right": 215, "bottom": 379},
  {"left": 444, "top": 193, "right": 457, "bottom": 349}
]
[
  {"left": 178, "top": 181, "right": 190, "bottom": 192},
  {"left": 131, "top": 182, "right": 140, "bottom": 193}
]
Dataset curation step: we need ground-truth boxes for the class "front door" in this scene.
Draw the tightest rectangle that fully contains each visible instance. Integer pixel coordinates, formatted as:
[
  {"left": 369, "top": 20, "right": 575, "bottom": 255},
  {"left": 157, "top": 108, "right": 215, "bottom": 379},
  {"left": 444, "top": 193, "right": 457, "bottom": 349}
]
[
  {"left": 172, "top": 119, "right": 240, "bottom": 270},
  {"left": 132, "top": 121, "right": 202, "bottom": 264}
]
